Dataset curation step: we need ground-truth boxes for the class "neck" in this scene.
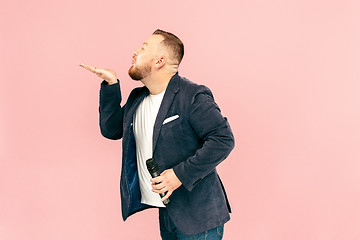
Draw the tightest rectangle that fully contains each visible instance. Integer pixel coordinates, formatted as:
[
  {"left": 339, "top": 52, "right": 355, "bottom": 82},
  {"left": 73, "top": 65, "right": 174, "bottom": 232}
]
[{"left": 141, "top": 70, "right": 177, "bottom": 95}]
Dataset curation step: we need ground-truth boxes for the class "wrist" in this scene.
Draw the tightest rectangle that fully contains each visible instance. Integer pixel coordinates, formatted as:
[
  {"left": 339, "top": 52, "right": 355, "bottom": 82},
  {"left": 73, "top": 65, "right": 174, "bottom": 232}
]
[{"left": 107, "top": 79, "right": 118, "bottom": 85}]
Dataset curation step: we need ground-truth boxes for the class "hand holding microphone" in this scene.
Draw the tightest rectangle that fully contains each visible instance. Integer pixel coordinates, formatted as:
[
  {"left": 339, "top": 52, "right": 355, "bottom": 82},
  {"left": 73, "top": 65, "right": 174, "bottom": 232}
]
[
  {"left": 146, "top": 158, "right": 170, "bottom": 205},
  {"left": 146, "top": 158, "right": 183, "bottom": 205}
]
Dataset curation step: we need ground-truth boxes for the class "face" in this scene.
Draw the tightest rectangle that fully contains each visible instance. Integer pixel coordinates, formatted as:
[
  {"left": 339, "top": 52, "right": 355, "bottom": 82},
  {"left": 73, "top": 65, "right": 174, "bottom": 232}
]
[{"left": 128, "top": 34, "right": 165, "bottom": 81}]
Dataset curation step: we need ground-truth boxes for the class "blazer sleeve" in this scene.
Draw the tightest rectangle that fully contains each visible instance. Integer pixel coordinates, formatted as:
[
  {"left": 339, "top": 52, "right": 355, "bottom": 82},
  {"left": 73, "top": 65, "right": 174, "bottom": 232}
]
[
  {"left": 99, "top": 79, "right": 124, "bottom": 140},
  {"left": 172, "top": 86, "right": 235, "bottom": 192}
]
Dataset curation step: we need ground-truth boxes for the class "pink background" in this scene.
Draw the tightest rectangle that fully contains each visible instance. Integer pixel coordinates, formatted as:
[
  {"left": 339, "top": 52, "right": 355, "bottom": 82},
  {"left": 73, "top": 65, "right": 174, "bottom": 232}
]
[{"left": 1, "top": 0, "right": 359, "bottom": 239}]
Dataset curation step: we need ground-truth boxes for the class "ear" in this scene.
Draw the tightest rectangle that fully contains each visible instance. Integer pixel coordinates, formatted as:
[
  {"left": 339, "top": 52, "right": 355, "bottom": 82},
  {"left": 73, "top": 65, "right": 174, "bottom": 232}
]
[{"left": 155, "top": 56, "right": 166, "bottom": 69}]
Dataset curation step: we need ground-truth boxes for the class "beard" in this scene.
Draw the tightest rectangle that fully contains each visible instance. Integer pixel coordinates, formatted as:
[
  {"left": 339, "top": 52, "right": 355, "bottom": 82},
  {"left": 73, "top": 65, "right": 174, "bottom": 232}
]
[{"left": 128, "top": 60, "right": 152, "bottom": 81}]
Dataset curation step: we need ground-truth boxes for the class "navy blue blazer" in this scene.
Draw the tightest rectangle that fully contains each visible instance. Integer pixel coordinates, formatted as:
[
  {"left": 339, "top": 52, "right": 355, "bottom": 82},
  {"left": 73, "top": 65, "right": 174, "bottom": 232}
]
[{"left": 99, "top": 71, "right": 235, "bottom": 235}]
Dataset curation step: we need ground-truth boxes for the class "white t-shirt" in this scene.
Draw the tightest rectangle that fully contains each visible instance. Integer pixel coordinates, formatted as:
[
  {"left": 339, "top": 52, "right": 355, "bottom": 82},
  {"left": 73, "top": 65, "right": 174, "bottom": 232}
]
[{"left": 132, "top": 90, "right": 166, "bottom": 207}]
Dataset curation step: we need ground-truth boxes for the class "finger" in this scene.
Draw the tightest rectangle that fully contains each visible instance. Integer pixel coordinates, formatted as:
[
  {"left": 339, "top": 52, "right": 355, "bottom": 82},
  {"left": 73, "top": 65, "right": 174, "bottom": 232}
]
[
  {"left": 152, "top": 187, "right": 167, "bottom": 194},
  {"left": 152, "top": 182, "right": 165, "bottom": 190},
  {"left": 79, "top": 63, "right": 99, "bottom": 74},
  {"left": 152, "top": 184, "right": 167, "bottom": 193},
  {"left": 79, "top": 63, "right": 93, "bottom": 72},
  {"left": 79, "top": 63, "right": 92, "bottom": 70},
  {"left": 161, "top": 191, "right": 173, "bottom": 202},
  {"left": 150, "top": 176, "right": 162, "bottom": 183}
]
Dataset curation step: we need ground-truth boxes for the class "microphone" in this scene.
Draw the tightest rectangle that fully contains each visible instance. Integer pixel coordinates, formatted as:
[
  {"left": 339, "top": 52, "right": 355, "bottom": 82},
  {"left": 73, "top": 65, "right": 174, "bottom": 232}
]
[{"left": 146, "top": 158, "right": 170, "bottom": 206}]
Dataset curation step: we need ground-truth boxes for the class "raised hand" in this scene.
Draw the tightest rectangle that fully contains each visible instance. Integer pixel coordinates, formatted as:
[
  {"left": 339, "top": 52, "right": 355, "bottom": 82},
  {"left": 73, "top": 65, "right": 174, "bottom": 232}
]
[{"left": 79, "top": 63, "right": 118, "bottom": 85}]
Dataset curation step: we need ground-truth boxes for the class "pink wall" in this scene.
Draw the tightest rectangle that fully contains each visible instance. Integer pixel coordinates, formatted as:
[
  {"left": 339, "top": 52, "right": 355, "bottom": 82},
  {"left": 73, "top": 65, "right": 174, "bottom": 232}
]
[{"left": 1, "top": 0, "right": 359, "bottom": 239}]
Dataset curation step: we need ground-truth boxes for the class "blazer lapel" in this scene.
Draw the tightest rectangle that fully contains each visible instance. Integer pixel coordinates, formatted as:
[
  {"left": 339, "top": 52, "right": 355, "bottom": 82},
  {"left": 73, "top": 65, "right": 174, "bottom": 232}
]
[{"left": 152, "top": 72, "right": 180, "bottom": 153}]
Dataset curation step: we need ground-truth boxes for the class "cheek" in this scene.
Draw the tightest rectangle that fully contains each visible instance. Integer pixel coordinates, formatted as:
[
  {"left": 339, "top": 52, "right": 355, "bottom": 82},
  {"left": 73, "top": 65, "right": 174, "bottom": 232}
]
[
  {"left": 135, "top": 56, "right": 144, "bottom": 65},
  {"left": 138, "top": 52, "right": 152, "bottom": 65}
]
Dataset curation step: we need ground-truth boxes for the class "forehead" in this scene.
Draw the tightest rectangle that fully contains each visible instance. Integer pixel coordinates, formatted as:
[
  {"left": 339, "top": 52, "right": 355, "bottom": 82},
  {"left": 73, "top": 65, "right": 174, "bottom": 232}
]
[{"left": 144, "top": 34, "right": 164, "bottom": 47}]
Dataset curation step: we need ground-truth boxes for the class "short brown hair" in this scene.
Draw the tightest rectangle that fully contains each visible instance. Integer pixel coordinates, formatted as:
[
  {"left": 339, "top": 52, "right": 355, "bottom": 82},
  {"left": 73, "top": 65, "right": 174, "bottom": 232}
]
[{"left": 153, "top": 29, "right": 184, "bottom": 66}]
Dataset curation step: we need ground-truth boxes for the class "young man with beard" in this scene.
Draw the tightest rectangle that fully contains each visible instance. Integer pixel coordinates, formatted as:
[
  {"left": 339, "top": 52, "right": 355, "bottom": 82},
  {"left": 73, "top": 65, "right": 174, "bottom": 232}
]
[{"left": 79, "top": 29, "right": 235, "bottom": 239}]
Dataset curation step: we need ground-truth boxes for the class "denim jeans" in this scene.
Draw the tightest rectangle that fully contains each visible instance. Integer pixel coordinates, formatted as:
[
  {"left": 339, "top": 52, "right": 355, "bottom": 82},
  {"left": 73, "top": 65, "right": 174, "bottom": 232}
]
[{"left": 158, "top": 207, "right": 224, "bottom": 240}]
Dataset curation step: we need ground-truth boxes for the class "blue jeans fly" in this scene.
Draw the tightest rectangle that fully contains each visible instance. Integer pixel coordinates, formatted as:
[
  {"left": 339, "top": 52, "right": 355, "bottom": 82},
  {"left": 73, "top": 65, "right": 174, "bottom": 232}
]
[{"left": 158, "top": 207, "right": 224, "bottom": 240}]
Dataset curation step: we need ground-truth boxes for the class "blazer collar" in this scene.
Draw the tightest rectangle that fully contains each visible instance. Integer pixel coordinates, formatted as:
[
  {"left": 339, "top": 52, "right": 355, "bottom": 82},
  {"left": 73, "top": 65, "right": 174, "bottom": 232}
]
[{"left": 166, "top": 71, "right": 180, "bottom": 94}]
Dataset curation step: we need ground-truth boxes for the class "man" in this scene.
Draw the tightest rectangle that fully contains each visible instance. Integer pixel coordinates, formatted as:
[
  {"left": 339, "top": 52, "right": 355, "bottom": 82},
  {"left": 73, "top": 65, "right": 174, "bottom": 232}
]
[{"left": 79, "top": 29, "right": 235, "bottom": 239}]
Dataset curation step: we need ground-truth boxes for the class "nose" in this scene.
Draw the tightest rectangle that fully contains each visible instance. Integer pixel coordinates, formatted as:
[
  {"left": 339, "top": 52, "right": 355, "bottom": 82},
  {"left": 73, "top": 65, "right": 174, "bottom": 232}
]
[{"left": 133, "top": 47, "right": 141, "bottom": 56}]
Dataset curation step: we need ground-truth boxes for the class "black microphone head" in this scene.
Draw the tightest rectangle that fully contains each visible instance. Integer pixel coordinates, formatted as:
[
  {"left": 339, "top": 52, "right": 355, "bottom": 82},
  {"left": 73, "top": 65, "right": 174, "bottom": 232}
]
[{"left": 146, "top": 158, "right": 159, "bottom": 173}]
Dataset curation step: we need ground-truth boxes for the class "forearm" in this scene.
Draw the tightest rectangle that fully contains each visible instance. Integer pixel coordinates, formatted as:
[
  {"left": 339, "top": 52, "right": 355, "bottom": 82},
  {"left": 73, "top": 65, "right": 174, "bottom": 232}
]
[
  {"left": 99, "top": 79, "right": 124, "bottom": 140},
  {"left": 173, "top": 120, "right": 234, "bottom": 191}
]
